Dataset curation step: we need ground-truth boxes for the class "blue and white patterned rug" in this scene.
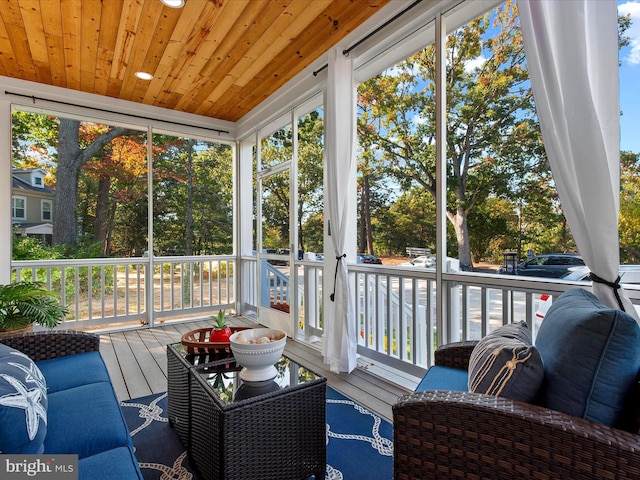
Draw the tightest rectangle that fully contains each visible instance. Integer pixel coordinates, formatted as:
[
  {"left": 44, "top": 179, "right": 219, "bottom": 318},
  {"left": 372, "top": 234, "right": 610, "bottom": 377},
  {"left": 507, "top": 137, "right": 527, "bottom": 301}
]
[{"left": 120, "top": 387, "right": 393, "bottom": 480}]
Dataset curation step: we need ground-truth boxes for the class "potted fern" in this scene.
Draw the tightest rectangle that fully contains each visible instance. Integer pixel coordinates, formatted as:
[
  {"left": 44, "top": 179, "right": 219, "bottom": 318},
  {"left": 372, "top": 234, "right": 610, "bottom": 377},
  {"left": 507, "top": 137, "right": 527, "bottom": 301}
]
[{"left": 0, "top": 281, "right": 68, "bottom": 338}]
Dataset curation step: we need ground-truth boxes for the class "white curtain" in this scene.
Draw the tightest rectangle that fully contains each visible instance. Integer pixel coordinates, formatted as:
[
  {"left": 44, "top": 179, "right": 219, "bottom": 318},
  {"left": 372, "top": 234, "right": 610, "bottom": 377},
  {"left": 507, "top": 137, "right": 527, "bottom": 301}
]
[
  {"left": 323, "top": 47, "right": 358, "bottom": 373},
  {"left": 518, "top": 0, "right": 638, "bottom": 319}
]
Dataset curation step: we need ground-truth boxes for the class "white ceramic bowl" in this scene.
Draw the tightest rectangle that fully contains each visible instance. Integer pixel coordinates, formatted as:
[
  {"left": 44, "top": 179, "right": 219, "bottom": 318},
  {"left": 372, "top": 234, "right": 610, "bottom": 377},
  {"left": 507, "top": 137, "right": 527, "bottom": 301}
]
[{"left": 229, "top": 328, "right": 286, "bottom": 382}]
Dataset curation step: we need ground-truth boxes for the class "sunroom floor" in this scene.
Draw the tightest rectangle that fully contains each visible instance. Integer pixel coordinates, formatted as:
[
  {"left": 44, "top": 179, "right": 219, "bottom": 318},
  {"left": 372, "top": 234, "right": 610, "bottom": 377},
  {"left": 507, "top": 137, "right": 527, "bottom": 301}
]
[{"left": 99, "top": 316, "right": 412, "bottom": 422}]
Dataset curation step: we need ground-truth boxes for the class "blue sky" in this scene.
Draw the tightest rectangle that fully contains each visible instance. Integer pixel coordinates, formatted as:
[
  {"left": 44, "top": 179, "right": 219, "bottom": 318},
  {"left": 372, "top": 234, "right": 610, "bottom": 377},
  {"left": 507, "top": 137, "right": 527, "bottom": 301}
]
[{"left": 619, "top": 1, "right": 640, "bottom": 153}]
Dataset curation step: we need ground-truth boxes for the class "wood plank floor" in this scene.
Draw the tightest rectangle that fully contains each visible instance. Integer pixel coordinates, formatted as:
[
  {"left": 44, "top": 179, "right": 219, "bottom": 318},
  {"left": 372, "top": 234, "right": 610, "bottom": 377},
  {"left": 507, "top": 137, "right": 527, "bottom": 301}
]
[{"left": 100, "top": 317, "right": 413, "bottom": 422}]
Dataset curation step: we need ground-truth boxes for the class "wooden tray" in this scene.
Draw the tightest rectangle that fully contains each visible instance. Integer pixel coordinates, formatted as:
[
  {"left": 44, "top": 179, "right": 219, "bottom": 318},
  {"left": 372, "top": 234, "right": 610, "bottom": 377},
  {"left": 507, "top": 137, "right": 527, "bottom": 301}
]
[{"left": 181, "top": 326, "right": 249, "bottom": 355}]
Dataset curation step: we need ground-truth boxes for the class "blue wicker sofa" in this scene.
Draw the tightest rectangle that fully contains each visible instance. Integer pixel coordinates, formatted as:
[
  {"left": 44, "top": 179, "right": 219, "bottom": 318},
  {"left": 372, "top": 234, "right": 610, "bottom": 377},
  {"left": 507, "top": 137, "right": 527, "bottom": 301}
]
[
  {"left": 394, "top": 288, "right": 640, "bottom": 479},
  {"left": 0, "top": 331, "right": 143, "bottom": 480}
]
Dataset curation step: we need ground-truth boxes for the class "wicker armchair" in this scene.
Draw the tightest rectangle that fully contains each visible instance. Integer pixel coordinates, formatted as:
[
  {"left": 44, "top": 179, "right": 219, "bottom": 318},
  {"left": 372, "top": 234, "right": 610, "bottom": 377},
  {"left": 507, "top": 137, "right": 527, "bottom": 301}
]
[
  {"left": 0, "top": 330, "right": 100, "bottom": 360},
  {"left": 393, "top": 341, "right": 640, "bottom": 480}
]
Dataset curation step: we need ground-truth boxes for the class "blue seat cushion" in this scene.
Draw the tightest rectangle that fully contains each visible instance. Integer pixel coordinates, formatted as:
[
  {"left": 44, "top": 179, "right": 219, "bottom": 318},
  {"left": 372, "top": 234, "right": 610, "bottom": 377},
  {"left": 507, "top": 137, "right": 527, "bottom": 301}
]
[
  {"left": 0, "top": 343, "right": 48, "bottom": 454},
  {"left": 44, "top": 382, "right": 132, "bottom": 458},
  {"left": 468, "top": 321, "right": 544, "bottom": 403},
  {"left": 78, "top": 446, "right": 144, "bottom": 480},
  {"left": 536, "top": 288, "right": 640, "bottom": 429},
  {"left": 37, "top": 351, "right": 111, "bottom": 394},
  {"left": 415, "top": 365, "right": 469, "bottom": 392}
]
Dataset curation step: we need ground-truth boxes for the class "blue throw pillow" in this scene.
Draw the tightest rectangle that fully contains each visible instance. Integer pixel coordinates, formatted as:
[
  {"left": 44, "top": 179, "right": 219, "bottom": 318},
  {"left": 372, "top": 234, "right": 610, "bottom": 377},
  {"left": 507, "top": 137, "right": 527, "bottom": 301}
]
[
  {"left": 536, "top": 288, "right": 640, "bottom": 429},
  {"left": 468, "top": 321, "right": 544, "bottom": 402},
  {"left": 0, "top": 342, "right": 48, "bottom": 453}
]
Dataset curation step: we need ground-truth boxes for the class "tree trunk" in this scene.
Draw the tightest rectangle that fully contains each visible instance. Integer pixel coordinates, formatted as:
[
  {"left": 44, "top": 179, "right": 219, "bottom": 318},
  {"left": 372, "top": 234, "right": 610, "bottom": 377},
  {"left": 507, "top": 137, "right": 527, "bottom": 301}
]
[
  {"left": 448, "top": 207, "right": 473, "bottom": 269},
  {"left": 54, "top": 119, "right": 83, "bottom": 246},
  {"left": 94, "top": 173, "right": 111, "bottom": 244},
  {"left": 358, "top": 186, "right": 366, "bottom": 253},
  {"left": 104, "top": 198, "right": 117, "bottom": 256},
  {"left": 185, "top": 141, "right": 195, "bottom": 256},
  {"left": 298, "top": 212, "right": 305, "bottom": 254},
  {"left": 362, "top": 175, "right": 374, "bottom": 254}
]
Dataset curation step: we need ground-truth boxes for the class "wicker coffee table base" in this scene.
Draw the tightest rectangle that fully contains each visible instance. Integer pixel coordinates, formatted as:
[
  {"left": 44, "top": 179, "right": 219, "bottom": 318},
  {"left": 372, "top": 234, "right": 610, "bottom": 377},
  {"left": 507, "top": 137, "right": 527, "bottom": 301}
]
[{"left": 167, "top": 343, "right": 326, "bottom": 480}]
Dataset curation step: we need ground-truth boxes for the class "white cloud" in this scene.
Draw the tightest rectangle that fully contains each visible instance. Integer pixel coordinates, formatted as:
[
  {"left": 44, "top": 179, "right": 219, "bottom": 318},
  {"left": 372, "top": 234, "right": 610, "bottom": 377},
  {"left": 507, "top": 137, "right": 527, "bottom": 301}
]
[
  {"left": 464, "top": 55, "right": 486, "bottom": 73},
  {"left": 413, "top": 115, "right": 427, "bottom": 125},
  {"left": 619, "top": 1, "right": 640, "bottom": 65}
]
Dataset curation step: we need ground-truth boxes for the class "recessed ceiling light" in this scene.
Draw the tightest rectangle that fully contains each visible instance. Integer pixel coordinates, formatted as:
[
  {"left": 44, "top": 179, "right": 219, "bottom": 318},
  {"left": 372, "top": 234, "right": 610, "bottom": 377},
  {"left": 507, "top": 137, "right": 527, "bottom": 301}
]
[
  {"left": 135, "top": 71, "right": 153, "bottom": 80},
  {"left": 161, "top": 0, "right": 185, "bottom": 7}
]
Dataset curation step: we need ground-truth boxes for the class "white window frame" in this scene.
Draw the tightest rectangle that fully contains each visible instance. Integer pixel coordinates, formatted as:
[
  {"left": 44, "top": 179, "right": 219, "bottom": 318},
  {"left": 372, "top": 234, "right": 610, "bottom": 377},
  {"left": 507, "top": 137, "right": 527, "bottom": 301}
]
[
  {"left": 12, "top": 195, "right": 26, "bottom": 220},
  {"left": 41, "top": 199, "right": 52, "bottom": 221},
  {"left": 33, "top": 175, "right": 43, "bottom": 187}
]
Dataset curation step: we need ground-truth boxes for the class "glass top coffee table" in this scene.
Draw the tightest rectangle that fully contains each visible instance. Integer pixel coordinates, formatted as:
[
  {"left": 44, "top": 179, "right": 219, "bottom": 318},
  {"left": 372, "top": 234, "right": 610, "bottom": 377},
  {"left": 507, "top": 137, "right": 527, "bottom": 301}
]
[{"left": 167, "top": 342, "right": 326, "bottom": 480}]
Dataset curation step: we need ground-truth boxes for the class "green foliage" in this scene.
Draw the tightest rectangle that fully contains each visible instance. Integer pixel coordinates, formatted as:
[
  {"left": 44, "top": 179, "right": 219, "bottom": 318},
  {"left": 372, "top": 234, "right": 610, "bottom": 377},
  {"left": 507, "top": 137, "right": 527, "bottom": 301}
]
[
  {"left": 11, "top": 111, "right": 59, "bottom": 169},
  {"left": 212, "top": 310, "right": 227, "bottom": 329},
  {"left": 378, "top": 189, "right": 436, "bottom": 255},
  {"left": 296, "top": 111, "right": 325, "bottom": 253},
  {"left": 153, "top": 138, "right": 233, "bottom": 255},
  {"left": 12, "top": 234, "right": 115, "bottom": 302},
  {"left": 467, "top": 197, "right": 515, "bottom": 263},
  {"left": 12, "top": 235, "right": 63, "bottom": 261},
  {"left": 257, "top": 110, "right": 326, "bottom": 254},
  {"left": 60, "top": 236, "right": 106, "bottom": 259},
  {"left": 0, "top": 282, "right": 68, "bottom": 330},
  {"left": 620, "top": 151, "right": 640, "bottom": 263}
]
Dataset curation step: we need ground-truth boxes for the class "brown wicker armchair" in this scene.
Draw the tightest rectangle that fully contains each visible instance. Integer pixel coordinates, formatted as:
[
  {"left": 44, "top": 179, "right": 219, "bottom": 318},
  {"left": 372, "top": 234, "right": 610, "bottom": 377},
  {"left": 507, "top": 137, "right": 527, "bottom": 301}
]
[
  {"left": 393, "top": 341, "right": 640, "bottom": 480},
  {"left": 0, "top": 330, "right": 100, "bottom": 360}
]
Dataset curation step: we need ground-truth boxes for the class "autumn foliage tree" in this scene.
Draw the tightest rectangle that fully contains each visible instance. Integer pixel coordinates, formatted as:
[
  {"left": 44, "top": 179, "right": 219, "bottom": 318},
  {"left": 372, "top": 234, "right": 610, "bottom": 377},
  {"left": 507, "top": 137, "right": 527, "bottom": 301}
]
[
  {"left": 55, "top": 118, "right": 140, "bottom": 247},
  {"left": 11, "top": 112, "right": 234, "bottom": 257},
  {"left": 357, "top": 1, "right": 546, "bottom": 266}
]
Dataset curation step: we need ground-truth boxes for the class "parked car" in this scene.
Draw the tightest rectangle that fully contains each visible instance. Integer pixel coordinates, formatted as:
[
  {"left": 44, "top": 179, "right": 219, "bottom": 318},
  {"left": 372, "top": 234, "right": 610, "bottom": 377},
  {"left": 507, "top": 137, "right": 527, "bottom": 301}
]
[
  {"left": 400, "top": 255, "right": 435, "bottom": 268},
  {"left": 266, "top": 248, "right": 304, "bottom": 266},
  {"left": 535, "top": 265, "right": 640, "bottom": 320},
  {"left": 498, "top": 253, "right": 585, "bottom": 278},
  {"left": 357, "top": 254, "right": 382, "bottom": 265}
]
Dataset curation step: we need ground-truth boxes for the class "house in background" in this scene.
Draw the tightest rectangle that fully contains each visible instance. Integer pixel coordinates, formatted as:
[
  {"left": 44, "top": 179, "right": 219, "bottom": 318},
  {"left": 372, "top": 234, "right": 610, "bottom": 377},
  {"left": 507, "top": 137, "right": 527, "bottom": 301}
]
[{"left": 11, "top": 168, "right": 54, "bottom": 245}]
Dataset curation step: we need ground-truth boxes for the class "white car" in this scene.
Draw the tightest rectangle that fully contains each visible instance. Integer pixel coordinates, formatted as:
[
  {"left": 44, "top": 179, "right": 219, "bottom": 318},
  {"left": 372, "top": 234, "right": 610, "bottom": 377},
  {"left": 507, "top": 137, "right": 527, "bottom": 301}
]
[
  {"left": 400, "top": 255, "right": 435, "bottom": 268},
  {"left": 535, "top": 265, "right": 640, "bottom": 320}
]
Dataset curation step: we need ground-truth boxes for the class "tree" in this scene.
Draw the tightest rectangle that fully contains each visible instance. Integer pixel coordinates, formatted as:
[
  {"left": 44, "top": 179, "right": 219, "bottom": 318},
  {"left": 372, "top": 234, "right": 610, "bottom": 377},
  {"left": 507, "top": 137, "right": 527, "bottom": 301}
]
[
  {"left": 358, "top": 1, "right": 547, "bottom": 266},
  {"left": 260, "top": 125, "right": 292, "bottom": 249},
  {"left": 467, "top": 196, "right": 514, "bottom": 263},
  {"left": 379, "top": 188, "right": 436, "bottom": 255},
  {"left": 259, "top": 112, "right": 326, "bottom": 254},
  {"left": 620, "top": 151, "right": 640, "bottom": 263},
  {"left": 79, "top": 127, "right": 148, "bottom": 255},
  {"left": 55, "top": 118, "right": 139, "bottom": 246},
  {"left": 152, "top": 138, "right": 233, "bottom": 256},
  {"left": 356, "top": 144, "right": 391, "bottom": 255},
  {"left": 12, "top": 112, "right": 140, "bottom": 248},
  {"left": 296, "top": 111, "right": 325, "bottom": 253}
]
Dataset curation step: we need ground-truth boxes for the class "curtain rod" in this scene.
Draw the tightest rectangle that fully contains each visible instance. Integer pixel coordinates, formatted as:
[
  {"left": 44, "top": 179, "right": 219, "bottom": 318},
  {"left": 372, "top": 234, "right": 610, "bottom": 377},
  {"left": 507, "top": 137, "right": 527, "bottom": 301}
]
[
  {"left": 4, "top": 91, "right": 230, "bottom": 135},
  {"left": 313, "top": 0, "right": 423, "bottom": 76},
  {"left": 343, "top": 0, "right": 423, "bottom": 56}
]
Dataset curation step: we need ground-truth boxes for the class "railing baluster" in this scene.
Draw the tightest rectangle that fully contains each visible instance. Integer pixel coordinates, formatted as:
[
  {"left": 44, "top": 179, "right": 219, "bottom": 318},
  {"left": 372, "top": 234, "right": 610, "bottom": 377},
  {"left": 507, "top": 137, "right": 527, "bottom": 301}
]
[{"left": 88, "top": 265, "right": 93, "bottom": 321}]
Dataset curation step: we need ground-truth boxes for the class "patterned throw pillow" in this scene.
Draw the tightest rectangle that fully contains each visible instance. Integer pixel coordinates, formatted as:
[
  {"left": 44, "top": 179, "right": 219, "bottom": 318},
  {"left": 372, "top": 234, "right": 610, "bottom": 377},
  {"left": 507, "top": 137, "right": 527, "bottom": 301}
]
[
  {"left": 468, "top": 321, "right": 544, "bottom": 402},
  {"left": 0, "top": 343, "right": 48, "bottom": 453}
]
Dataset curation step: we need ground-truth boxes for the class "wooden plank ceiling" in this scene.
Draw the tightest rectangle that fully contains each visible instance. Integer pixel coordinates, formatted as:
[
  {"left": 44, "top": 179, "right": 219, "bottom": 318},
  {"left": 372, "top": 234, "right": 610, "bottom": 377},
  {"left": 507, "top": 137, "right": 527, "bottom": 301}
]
[{"left": 0, "top": 0, "right": 390, "bottom": 122}]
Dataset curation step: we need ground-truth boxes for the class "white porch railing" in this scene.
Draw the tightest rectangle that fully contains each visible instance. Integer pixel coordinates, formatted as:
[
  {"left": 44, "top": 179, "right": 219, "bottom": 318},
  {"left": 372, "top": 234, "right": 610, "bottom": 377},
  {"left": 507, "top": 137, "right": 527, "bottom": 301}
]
[
  {"left": 11, "top": 255, "right": 235, "bottom": 331},
  {"left": 348, "top": 264, "right": 640, "bottom": 379},
  {"left": 12, "top": 255, "right": 640, "bottom": 380}
]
